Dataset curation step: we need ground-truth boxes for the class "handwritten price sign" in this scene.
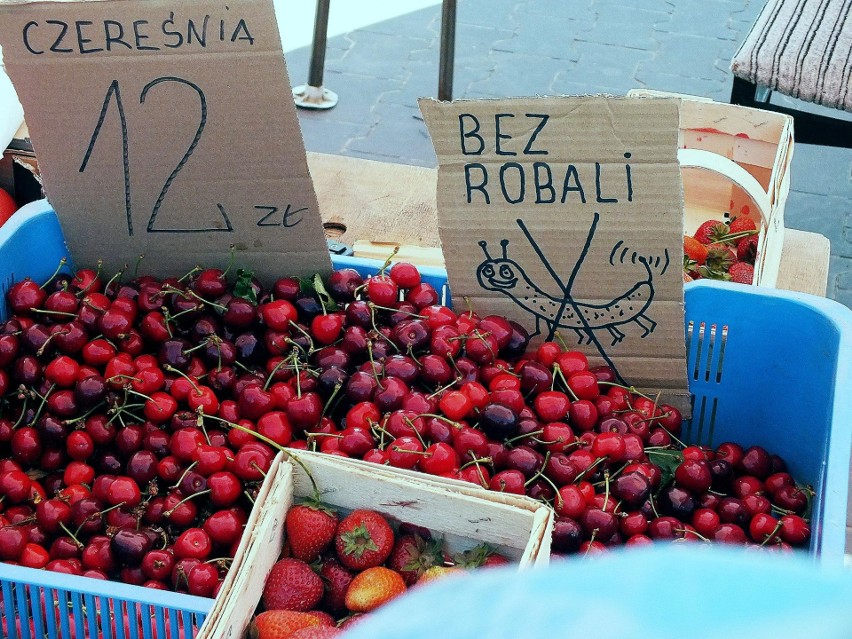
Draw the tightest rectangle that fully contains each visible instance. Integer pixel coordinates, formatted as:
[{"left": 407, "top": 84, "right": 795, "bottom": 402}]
[{"left": 0, "top": 0, "right": 331, "bottom": 280}]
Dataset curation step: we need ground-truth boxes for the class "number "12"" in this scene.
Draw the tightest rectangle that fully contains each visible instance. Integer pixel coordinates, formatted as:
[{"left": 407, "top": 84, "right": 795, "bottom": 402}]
[{"left": 79, "top": 76, "right": 233, "bottom": 236}]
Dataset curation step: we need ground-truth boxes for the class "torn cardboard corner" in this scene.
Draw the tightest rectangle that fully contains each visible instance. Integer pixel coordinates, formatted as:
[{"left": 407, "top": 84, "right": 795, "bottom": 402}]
[
  {"left": 0, "top": 0, "right": 331, "bottom": 283},
  {"left": 420, "top": 96, "right": 691, "bottom": 413}
]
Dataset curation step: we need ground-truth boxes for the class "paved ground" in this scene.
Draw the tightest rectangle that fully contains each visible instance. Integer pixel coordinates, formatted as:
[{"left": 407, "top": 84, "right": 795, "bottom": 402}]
[{"left": 283, "top": 0, "right": 852, "bottom": 308}]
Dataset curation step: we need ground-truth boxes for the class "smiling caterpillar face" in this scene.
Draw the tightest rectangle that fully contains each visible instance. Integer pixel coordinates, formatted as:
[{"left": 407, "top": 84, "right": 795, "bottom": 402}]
[{"left": 476, "top": 258, "right": 521, "bottom": 292}]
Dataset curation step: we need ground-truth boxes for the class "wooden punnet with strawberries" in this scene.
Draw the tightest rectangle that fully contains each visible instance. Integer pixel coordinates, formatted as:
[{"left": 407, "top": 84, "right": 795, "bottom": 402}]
[{"left": 196, "top": 451, "right": 552, "bottom": 639}]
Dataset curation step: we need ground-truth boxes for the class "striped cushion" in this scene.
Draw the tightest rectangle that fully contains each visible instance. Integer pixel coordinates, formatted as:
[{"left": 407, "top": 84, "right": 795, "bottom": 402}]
[{"left": 731, "top": 0, "right": 852, "bottom": 112}]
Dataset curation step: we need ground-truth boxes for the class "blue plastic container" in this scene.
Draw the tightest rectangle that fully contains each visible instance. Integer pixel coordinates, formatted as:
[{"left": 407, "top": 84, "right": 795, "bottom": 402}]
[{"left": 0, "top": 200, "right": 850, "bottom": 638}]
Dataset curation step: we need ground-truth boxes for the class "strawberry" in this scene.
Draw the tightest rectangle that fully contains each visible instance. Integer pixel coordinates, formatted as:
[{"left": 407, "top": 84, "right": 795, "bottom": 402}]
[
  {"left": 693, "top": 219, "right": 728, "bottom": 245},
  {"left": 286, "top": 502, "right": 338, "bottom": 562},
  {"left": 250, "top": 610, "right": 330, "bottom": 639},
  {"left": 701, "top": 243, "right": 736, "bottom": 280},
  {"left": 262, "top": 558, "right": 324, "bottom": 612},
  {"left": 683, "top": 236, "right": 708, "bottom": 266},
  {"left": 319, "top": 556, "right": 355, "bottom": 613},
  {"left": 290, "top": 628, "right": 342, "bottom": 639},
  {"left": 728, "top": 216, "right": 757, "bottom": 234},
  {"left": 335, "top": 509, "right": 395, "bottom": 570},
  {"left": 729, "top": 262, "right": 755, "bottom": 285},
  {"left": 737, "top": 235, "right": 758, "bottom": 263},
  {"left": 417, "top": 565, "right": 463, "bottom": 584},
  {"left": 452, "top": 543, "right": 510, "bottom": 569},
  {"left": 344, "top": 566, "right": 406, "bottom": 613},
  {"left": 386, "top": 533, "right": 443, "bottom": 585}
]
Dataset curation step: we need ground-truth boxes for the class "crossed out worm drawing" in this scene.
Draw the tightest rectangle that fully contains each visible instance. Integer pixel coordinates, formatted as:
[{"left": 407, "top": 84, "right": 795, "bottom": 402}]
[{"left": 476, "top": 213, "right": 669, "bottom": 383}]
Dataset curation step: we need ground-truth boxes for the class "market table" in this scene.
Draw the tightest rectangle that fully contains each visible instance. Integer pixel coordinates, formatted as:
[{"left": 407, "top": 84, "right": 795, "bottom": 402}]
[{"left": 307, "top": 151, "right": 832, "bottom": 297}]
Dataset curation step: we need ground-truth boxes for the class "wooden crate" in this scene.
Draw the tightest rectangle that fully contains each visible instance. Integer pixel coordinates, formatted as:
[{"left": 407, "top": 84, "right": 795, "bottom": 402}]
[
  {"left": 197, "top": 451, "right": 553, "bottom": 639},
  {"left": 628, "top": 90, "right": 794, "bottom": 287}
]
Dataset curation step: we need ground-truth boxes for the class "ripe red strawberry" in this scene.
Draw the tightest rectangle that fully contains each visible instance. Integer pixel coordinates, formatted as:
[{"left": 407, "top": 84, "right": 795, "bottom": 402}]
[
  {"left": 250, "top": 610, "right": 331, "bottom": 639},
  {"left": 335, "top": 509, "right": 395, "bottom": 571},
  {"left": 286, "top": 502, "right": 338, "bottom": 562},
  {"left": 693, "top": 219, "right": 728, "bottom": 245},
  {"left": 728, "top": 216, "right": 757, "bottom": 234},
  {"left": 729, "top": 262, "right": 755, "bottom": 285},
  {"left": 386, "top": 533, "right": 443, "bottom": 585},
  {"left": 319, "top": 556, "right": 355, "bottom": 613},
  {"left": 262, "top": 558, "right": 324, "bottom": 612},
  {"left": 453, "top": 543, "right": 510, "bottom": 569},
  {"left": 737, "top": 235, "right": 758, "bottom": 263}
]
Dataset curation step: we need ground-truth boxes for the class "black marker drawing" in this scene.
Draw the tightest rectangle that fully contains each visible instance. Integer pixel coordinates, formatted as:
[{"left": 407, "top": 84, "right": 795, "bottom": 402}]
[{"left": 476, "top": 213, "right": 667, "bottom": 383}]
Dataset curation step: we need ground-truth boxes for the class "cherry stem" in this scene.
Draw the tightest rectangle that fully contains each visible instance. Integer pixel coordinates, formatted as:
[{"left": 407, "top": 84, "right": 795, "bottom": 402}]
[
  {"left": 164, "top": 365, "right": 201, "bottom": 394},
  {"left": 597, "top": 381, "right": 655, "bottom": 402},
  {"left": 223, "top": 245, "right": 236, "bottom": 278},
  {"left": 524, "top": 451, "right": 551, "bottom": 487},
  {"left": 321, "top": 384, "right": 343, "bottom": 419},
  {"left": 264, "top": 357, "right": 292, "bottom": 391},
  {"left": 31, "top": 308, "right": 77, "bottom": 318},
  {"left": 459, "top": 456, "right": 492, "bottom": 471},
  {"left": 76, "top": 260, "right": 104, "bottom": 297},
  {"left": 28, "top": 383, "right": 55, "bottom": 427},
  {"left": 11, "top": 396, "right": 29, "bottom": 429},
  {"left": 178, "top": 265, "right": 202, "bottom": 283},
  {"left": 551, "top": 364, "right": 579, "bottom": 402},
  {"left": 40, "top": 258, "right": 68, "bottom": 290},
  {"left": 367, "top": 302, "right": 426, "bottom": 319},
  {"left": 574, "top": 456, "right": 606, "bottom": 483},
  {"left": 403, "top": 416, "right": 428, "bottom": 448},
  {"left": 602, "top": 469, "right": 611, "bottom": 512},
  {"left": 759, "top": 520, "right": 785, "bottom": 547},
  {"left": 103, "top": 266, "right": 127, "bottom": 295},
  {"left": 288, "top": 321, "right": 317, "bottom": 355},
  {"left": 417, "top": 413, "right": 462, "bottom": 428},
  {"left": 553, "top": 330, "right": 569, "bottom": 351},
  {"left": 170, "top": 461, "right": 199, "bottom": 490},
  {"left": 62, "top": 401, "right": 108, "bottom": 426},
  {"left": 187, "top": 289, "right": 227, "bottom": 312},
  {"left": 133, "top": 254, "right": 145, "bottom": 279},
  {"left": 505, "top": 429, "right": 544, "bottom": 445},
  {"left": 164, "top": 489, "right": 211, "bottom": 516},
  {"left": 59, "top": 522, "right": 84, "bottom": 549},
  {"left": 377, "top": 246, "right": 400, "bottom": 275}
]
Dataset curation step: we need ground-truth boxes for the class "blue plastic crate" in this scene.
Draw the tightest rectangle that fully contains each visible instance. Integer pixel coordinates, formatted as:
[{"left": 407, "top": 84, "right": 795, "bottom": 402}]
[{"left": 0, "top": 200, "right": 850, "bottom": 638}]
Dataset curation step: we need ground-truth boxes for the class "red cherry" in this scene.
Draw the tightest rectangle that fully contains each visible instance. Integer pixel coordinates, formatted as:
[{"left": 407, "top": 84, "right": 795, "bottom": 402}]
[
  {"left": 106, "top": 477, "right": 142, "bottom": 508},
  {"left": 20, "top": 543, "right": 51, "bottom": 569},
  {"left": 366, "top": 275, "right": 398, "bottom": 306},
  {"left": 311, "top": 312, "right": 345, "bottom": 345},
  {"left": 208, "top": 471, "right": 243, "bottom": 507},
  {"left": 419, "top": 442, "right": 460, "bottom": 475},
  {"left": 566, "top": 371, "right": 599, "bottom": 401},
  {"left": 489, "top": 470, "right": 525, "bottom": 495},
  {"left": 174, "top": 528, "right": 212, "bottom": 560}
]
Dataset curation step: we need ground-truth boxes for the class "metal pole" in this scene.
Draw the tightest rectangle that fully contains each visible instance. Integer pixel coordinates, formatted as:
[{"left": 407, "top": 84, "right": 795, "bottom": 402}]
[
  {"left": 294, "top": 0, "right": 338, "bottom": 110},
  {"left": 308, "top": 0, "right": 331, "bottom": 87},
  {"left": 438, "top": 0, "right": 457, "bottom": 101}
]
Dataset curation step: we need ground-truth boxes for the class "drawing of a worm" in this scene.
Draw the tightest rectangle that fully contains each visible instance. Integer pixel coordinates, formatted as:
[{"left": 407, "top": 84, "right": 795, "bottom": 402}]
[{"left": 476, "top": 240, "right": 656, "bottom": 346}]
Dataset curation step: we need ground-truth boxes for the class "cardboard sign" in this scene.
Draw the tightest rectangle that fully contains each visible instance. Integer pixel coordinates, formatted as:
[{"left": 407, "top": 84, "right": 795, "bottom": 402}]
[
  {"left": 0, "top": 0, "right": 331, "bottom": 281},
  {"left": 420, "top": 96, "right": 689, "bottom": 408}
]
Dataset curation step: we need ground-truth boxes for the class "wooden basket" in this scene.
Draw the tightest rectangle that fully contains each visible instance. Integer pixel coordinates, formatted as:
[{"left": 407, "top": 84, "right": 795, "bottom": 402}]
[
  {"left": 628, "top": 90, "right": 794, "bottom": 287},
  {"left": 196, "top": 451, "right": 553, "bottom": 639}
]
